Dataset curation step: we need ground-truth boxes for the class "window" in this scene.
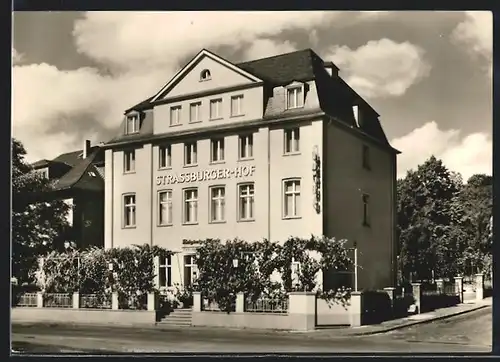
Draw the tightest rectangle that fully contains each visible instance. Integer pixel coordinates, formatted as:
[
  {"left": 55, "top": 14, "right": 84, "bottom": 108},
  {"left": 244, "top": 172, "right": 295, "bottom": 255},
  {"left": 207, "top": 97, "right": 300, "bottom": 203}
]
[
  {"left": 230, "top": 95, "right": 244, "bottom": 117},
  {"left": 170, "top": 105, "right": 182, "bottom": 126},
  {"left": 362, "top": 145, "right": 371, "bottom": 170},
  {"left": 238, "top": 183, "right": 255, "bottom": 221},
  {"left": 210, "top": 186, "right": 226, "bottom": 223},
  {"left": 286, "top": 86, "right": 304, "bottom": 109},
  {"left": 123, "top": 194, "right": 136, "bottom": 228},
  {"left": 323, "top": 267, "right": 353, "bottom": 291},
  {"left": 200, "top": 69, "right": 211, "bottom": 81},
  {"left": 158, "top": 190, "right": 173, "bottom": 226},
  {"left": 210, "top": 138, "right": 225, "bottom": 163},
  {"left": 126, "top": 114, "right": 139, "bottom": 134},
  {"left": 239, "top": 134, "right": 253, "bottom": 160},
  {"left": 184, "top": 255, "right": 198, "bottom": 287},
  {"left": 159, "top": 255, "right": 172, "bottom": 288},
  {"left": 190, "top": 102, "right": 201, "bottom": 123},
  {"left": 283, "top": 179, "right": 301, "bottom": 218},
  {"left": 124, "top": 150, "right": 136, "bottom": 173},
  {"left": 284, "top": 128, "right": 300, "bottom": 154},
  {"left": 183, "top": 188, "right": 198, "bottom": 224},
  {"left": 362, "top": 194, "right": 370, "bottom": 227},
  {"left": 210, "top": 98, "right": 222, "bottom": 120},
  {"left": 159, "top": 144, "right": 171, "bottom": 169},
  {"left": 184, "top": 142, "right": 197, "bottom": 166}
]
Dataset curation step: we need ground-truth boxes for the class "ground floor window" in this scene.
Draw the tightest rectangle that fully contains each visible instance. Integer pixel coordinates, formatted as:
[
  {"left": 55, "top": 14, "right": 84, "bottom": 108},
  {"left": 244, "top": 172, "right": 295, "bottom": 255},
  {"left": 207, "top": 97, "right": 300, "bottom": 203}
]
[
  {"left": 159, "top": 255, "right": 172, "bottom": 287},
  {"left": 322, "top": 268, "right": 353, "bottom": 291},
  {"left": 184, "top": 255, "right": 198, "bottom": 287}
]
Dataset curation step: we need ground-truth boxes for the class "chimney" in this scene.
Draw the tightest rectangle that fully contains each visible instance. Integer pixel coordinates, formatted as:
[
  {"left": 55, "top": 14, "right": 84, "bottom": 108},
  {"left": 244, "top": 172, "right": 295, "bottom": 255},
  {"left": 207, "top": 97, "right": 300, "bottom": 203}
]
[
  {"left": 83, "top": 140, "right": 91, "bottom": 159},
  {"left": 352, "top": 105, "right": 360, "bottom": 127}
]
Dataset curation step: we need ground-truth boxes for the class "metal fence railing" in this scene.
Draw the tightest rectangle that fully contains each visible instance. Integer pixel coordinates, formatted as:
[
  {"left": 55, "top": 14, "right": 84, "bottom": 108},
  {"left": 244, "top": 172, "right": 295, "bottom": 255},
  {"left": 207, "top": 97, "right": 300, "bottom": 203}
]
[
  {"left": 244, "top": 297, "right": 289, "bottom": 314},
  {"left": 43, "top": 293, "right": 73, "bottom": 308},
  {"left": 17, "top": 293, "right": 38, "bottom": 307},
  {"left": 80, "top": 294, "right": 112, "bottom": 309}
]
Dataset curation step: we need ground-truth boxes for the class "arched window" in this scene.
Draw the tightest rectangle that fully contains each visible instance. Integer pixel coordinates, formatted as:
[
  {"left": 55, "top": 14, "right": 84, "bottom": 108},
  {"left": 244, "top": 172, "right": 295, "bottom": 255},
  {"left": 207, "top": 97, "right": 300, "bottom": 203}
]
[{"left": 200, "top": 69, "right": 211, "bottom": 81}]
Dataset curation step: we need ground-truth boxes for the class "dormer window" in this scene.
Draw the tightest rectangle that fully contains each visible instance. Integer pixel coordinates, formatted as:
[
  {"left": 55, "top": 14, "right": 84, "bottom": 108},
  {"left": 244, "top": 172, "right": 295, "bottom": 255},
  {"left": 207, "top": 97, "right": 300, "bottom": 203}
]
[
  {"left": 126, "top": 114, "right": 139, "bottom": 134},
  {"left": 200, "top": 69, "right": 211, "bottom": 81},
  {"left": 286, "top": 85, "right": 304, "bottom": 110}
]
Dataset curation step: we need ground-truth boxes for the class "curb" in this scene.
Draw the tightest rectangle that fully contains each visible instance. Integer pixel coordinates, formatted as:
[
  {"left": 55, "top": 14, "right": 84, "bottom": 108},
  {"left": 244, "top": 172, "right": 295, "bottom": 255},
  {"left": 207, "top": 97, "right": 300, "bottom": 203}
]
[{"left": 349, "top": 304, "right": 490, "bottom": 336}]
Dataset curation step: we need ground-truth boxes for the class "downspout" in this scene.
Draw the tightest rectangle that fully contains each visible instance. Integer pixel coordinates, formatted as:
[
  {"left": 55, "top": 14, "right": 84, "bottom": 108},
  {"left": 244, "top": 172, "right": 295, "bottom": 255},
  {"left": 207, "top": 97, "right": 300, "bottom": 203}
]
[
  {"left": 267, "top": 127, "right": 271, "bottom": 242},
  {"left": 392, "top": 152, "right": 397, "bottom": 287},
  {"left": 150, "top": 144, "right": 154, "bottom": 247},
  {"left": 110, "top": 153, "right": 114, "bottom": 249}
]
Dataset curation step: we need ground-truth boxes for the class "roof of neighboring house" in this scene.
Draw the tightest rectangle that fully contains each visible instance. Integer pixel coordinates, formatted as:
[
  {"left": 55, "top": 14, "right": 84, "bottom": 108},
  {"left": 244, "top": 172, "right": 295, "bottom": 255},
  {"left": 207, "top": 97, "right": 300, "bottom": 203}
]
[{"left": 31, "top": 145, "right": 105, "bottom": 193}]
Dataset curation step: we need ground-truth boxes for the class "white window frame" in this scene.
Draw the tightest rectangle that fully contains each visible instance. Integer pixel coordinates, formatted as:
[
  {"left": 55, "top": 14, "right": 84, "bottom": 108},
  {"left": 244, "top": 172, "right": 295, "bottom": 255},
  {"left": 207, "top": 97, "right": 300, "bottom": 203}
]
[
  {"left": 158, "top": 190, "right": 173, "bottom": 226},
  {"left": 362, "top": 193, "right": 370, "bottom": 227},
  {"left": 184, "top": 254, "right": 198, "bottom": 286},
  {"left": 183, "top": 188, "right": 198, "bottom": 224},
  {"left": 170, "top": 105, "right": 182, "bottom": 126},
  {"left": 184, "top": 142, "right": 198, "bottom": 166},
  {"left": 123, "top": 149, "right": 136, "bottom": 173},
  {"left": 285, "top": 85, "right": 304, "bottom": 110},
  {"left": 209, "top": 98, "right": 223, "bottom": 120},
  {"left": 200, "top": 69, "right": 211, "bottom": 81},
  {"left": 159, "top": 144, "right": 172, "bottom": 169},
  {"left": 238, "top": 183, "right": 255, "bottom": 222},
  {"left": 284, "top": 127, "right": 300, "bottom": 154},
  {"left": 190, "top": 102, "right": 202, "bottom": 123},
  {"left": 230, "top": 95, "right": 244, "bottom": 117},
  {"left": 123, "top": 193, "right": 136, "bottom": 228},
  {"left": 125, "top": 114, "right": 139, "bottom": 134},
  {"left": 238, "top": 134, "right": 253, "bottom": 160},
  {"left": 210, "top": 138, "right": 225, "bottom": 163},
  {"left": 291, "top": 257, "right": 301, "bottom": 287},
  {"left": 283, "top": 178, "right": 301, "bottom": 219},
  {"left": 210, "top": 186, "right": 226, "bottom": 223},
  {"left": 159, "top": 255, "right": 172, "bottom": 288}
]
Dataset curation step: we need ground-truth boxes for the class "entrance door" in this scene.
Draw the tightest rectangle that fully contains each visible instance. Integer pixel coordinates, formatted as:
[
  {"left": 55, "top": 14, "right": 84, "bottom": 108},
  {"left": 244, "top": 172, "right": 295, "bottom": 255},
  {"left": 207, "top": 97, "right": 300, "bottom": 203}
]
[{"left": 183, "top": 255, "right": 198, "bottom": 287}]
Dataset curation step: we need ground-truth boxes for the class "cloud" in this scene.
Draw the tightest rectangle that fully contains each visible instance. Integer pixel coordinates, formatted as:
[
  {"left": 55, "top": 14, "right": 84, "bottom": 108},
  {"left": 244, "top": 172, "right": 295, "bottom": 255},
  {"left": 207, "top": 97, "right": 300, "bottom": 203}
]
[
  {"left": 391, "top": 121, "right": 492, "bottom": 181},
  {"left": 12, "top": 48, "right": 24, "bottom": 65},
  {"left": 325, "top": 38, "right": 431, "bottom": 98},
  {"left": 451, "top": 11, "right": 492, "bottom": 78},
  {"left": 242, "top": 39, "right": 298, "bottom": 61}
]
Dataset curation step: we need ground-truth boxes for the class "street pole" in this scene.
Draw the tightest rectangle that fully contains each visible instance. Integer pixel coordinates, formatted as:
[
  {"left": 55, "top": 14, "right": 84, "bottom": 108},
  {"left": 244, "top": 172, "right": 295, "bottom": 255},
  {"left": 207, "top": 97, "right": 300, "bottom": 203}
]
[{"left": 354, "top": 247, "right": 358, "bottom": 292}]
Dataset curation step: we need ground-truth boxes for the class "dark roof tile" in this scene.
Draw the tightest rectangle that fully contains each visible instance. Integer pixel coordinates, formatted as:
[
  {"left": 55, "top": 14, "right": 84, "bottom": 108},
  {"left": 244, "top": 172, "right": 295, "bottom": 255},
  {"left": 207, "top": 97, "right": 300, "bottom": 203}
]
[{"left": 53, "top": 150, "right": 104, "bottom": 192}]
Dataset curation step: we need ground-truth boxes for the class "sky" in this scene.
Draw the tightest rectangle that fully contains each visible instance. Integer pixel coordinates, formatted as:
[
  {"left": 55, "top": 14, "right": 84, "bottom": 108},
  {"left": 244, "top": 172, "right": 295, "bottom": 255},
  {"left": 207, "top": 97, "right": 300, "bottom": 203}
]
[{"left": 12, "top": 11, "right": 492, "bottom": 180}]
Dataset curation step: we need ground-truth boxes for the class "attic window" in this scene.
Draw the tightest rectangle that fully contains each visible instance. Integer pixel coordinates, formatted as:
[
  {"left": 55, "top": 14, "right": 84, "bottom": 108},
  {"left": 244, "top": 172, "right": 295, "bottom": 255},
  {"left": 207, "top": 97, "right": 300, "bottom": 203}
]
[
  {"left": 88, "top": 171, "right": 97, "bottom": 177},
  {"left": 200, "top": 69, "right": 211, "bottom": 81},
  {"left": 285, "top": 85, "right": 305, "bottom": 110},
  {"left": 126, "top": 114, "right": 139, "bottom": 134}
]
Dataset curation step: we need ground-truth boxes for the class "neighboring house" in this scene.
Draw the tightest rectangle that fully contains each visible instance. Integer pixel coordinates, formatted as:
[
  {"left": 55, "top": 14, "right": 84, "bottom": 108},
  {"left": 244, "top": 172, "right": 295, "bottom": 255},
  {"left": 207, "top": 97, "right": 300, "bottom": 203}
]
[
  {"left": 31, "top": 140, "right": 105, "bottom": 249},
  {"left": 102, "top": 48, "right": 400, "bottom": 291}
]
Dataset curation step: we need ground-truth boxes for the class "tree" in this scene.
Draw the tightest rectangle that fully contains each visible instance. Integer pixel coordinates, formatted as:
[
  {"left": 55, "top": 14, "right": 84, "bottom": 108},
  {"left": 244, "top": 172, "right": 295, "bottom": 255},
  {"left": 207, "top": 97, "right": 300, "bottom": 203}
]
[
  {"left": 12, "top": 138, "right": 72, "bottom": 284},
  {"left": 397, "top": 156, "right": 461, "bottom": 282},
  {"left": 452, "top": 174, "right": 493, "bottom": 276}
]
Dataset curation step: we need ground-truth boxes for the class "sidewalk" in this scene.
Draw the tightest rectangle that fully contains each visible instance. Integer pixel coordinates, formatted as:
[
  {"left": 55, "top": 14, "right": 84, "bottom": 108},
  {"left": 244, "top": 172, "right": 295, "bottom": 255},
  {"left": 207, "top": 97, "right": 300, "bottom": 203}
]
[{"left": 12, "top": 298, "right": 492, "bottom": 340}]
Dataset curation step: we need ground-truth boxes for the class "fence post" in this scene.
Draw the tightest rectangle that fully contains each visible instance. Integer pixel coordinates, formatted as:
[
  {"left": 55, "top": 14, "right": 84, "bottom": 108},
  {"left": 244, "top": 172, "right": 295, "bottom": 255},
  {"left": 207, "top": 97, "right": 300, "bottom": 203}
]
[
  {"left": 383, "top": 287, "right": 395, "bottom": 316},
  {"left": 436, "top": 279, "right": 444, "bottom": 294},
  {"left": 411, "top": 283, "right": 421, "bottom": 314},
  {"left": 111, "top": 292, "right": 119, "bottom": 310},
  {"left": 236, "top": 292, "right": 245, "bottom": 313},
  {"left": 192, "top": 292, "right": 202, "bottom": 312},
  {"left": 349, "top": 291, "right": 363, "bottom": 327},
  {"left": 72, "top": 292, "right": 80, "bottom": 309},
  {"left": 36, "top": 292, "right": 44, "bottom": 308},
  {"left": 475, "top": 273, "right": 484, "bottom": 301},
  {"left": 147, "top": 291, "right": 158, "bottom": 311},
  {"left": 454, "top": 276, "right": 464, "bottom": 303}
]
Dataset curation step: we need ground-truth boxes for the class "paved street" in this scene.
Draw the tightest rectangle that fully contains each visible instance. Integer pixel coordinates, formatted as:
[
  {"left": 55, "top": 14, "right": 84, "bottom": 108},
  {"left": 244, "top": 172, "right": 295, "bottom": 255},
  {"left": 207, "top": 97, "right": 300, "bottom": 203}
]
[{"left": 11, "top": 306, "right": 492, "bottom": 354}]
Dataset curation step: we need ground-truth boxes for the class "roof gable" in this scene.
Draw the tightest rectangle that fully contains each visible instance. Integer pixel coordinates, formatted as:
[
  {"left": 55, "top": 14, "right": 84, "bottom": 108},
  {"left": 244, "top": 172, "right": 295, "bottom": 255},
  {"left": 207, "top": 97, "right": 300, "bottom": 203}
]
[{"left": 151, "top": 49, "right": 263, "bottom": 103}]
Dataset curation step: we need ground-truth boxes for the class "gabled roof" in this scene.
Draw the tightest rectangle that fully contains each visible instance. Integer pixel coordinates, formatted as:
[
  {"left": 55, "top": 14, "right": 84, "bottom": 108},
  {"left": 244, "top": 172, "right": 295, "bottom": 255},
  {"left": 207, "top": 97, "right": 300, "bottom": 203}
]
[
  {"left": 149, "top": 49, "right": 263, "bottom": 104},
  {"left": 52, "top": 149, "right": 104, "bottom": 192},
  {"left": 31, "top": 159, "right": 51, "bottom": 169}
]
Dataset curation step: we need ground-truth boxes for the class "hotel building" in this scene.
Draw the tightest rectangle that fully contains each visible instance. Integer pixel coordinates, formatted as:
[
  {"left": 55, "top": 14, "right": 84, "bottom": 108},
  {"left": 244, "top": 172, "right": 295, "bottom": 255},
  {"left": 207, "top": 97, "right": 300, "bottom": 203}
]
[{"left": 103, "top": 49, "right": 400, "bottom": 291}]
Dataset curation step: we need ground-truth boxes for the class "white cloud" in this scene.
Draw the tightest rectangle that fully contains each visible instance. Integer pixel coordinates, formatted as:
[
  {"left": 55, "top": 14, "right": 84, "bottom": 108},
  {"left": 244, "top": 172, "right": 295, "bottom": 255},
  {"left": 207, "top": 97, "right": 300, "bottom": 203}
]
[
  {"left": 243, "top": 39, "right": 298, "bottom": 61},
  {"left": 391, "top": 121, "right": 492, "bottom": 181},
  {"left": 12, "top": 48, "right": 24, "bottom": 65},
  {"left": 451, "top": 11, "right": 492, "bottom": 78},
  {"left": 325, "top": 38, "right": 431, "bottom": 98}
]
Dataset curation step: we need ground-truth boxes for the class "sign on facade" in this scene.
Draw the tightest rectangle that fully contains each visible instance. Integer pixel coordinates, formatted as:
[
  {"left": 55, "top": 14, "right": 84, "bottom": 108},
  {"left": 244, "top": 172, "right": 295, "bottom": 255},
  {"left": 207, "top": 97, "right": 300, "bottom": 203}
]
[{"left": 156, "top": 165, "right": 256, "bottom": 185}]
